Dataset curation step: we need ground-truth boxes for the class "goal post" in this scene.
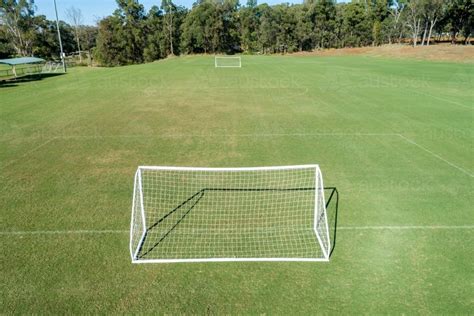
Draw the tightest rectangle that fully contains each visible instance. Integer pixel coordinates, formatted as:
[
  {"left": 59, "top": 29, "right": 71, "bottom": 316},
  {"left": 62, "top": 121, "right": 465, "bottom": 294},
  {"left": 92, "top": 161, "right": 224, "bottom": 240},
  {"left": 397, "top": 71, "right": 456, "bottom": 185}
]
[
  {"left": 130, "top": 165, "right": 330, "bottom": 263},
  {"left": 214, "top": 56, "right": 241, "bottom": 68}
]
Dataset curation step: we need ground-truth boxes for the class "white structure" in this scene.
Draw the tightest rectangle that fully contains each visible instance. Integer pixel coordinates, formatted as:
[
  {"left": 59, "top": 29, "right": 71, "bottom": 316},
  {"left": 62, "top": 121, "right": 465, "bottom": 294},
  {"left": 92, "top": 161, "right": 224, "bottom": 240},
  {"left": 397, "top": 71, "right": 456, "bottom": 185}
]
[
  {"left": 130, "top": 165, "right": 330, "bottom": 263},
  {"left": 42, "top": 62, "right": 62, "bottom": 73},
  {"left": 214, "top": 56, "right": 241, "bottom": 68}
]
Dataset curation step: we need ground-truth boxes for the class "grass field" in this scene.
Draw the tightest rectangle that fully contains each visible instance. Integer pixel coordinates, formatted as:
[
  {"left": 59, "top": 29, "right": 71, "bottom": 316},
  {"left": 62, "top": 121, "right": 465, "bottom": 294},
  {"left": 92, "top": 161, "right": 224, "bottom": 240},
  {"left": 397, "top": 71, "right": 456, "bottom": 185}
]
[{"left": 1, "top": 55, "right": 473, "bottom": 313}]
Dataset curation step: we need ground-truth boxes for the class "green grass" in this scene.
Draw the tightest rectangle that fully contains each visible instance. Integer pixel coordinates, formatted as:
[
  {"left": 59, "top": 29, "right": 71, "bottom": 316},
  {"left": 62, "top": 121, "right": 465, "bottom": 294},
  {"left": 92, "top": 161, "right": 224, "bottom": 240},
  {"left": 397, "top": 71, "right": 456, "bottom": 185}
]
[
  {"left": 0, "top": 64, "right": 13, "bottom": 78},
  {"left": 1, "top": 55, "right": 473, "bottom": 313}
]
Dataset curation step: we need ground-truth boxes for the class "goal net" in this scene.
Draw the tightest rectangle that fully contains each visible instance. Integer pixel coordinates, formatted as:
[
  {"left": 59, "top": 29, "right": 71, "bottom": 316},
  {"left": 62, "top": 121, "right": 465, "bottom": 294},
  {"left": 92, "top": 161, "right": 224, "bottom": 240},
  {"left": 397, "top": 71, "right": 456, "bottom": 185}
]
[
  {"left": 130, "top": 165, "right": 330, "bottom": 263},
  {"left": 215, "top": 56, "right": 241, "bottom": 68},
  {"left": 42, "top": 62, "right": 62, "bottom": 73}
]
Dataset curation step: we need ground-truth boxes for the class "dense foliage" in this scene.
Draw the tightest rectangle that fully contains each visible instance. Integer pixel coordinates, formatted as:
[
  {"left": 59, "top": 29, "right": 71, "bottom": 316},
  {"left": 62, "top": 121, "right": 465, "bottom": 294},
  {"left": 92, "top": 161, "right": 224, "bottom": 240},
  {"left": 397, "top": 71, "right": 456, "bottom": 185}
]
[
  {"left": 91, "top": 0, "right": 474, "bottom": 65},
  {"left": 0, "top": 0, "right": 472, "bottom": 65},
  {"left": 0, "top": 0, "right": 97, "bottom": 60}
]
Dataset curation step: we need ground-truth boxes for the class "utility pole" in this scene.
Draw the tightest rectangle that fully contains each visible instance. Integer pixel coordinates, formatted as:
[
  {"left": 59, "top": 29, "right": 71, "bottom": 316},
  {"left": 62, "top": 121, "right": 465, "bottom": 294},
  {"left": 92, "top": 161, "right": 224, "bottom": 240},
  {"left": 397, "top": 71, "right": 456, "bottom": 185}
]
[
  {"left": 54, "top": 0, "right": 67, "bottom": 72},
  {"left": 169, "top": 1, "right": 173, "bottom": 56}
]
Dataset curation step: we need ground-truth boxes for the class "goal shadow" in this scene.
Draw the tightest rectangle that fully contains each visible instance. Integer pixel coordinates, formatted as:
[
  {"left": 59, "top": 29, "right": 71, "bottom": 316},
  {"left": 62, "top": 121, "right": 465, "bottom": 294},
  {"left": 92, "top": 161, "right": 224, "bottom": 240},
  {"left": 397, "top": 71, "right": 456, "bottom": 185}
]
[
  {"left": 137, "top": 186, "right": 339, "bottom": 260},
  {"left": 137, "top": 189, "right": 206, "bottom": 258},
  {"left": 0, "top": 73, "right": 65, "bottom": 88},
  {"left": 324, "top": 187, "right": 340, "bottom": 258}
]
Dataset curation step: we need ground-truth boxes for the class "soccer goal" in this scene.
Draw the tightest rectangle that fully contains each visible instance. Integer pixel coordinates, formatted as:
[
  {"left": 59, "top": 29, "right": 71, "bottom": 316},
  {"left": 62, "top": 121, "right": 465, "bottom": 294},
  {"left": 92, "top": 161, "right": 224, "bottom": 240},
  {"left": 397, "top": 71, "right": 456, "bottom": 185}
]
[
  {"left": 214, "top": 56, "right": 241, "bottom": 68},
  {"left": 42, "top": 62, "right": 62, "bottom": 73},
  {"left": 130, "top": 165, "right": 330, "bottom": 263}
]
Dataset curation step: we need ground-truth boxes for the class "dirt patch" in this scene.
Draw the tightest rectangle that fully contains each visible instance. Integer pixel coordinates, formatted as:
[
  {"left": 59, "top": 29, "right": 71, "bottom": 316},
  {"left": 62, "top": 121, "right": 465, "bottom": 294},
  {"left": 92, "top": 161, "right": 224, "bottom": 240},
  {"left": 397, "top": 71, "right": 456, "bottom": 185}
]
[{"left": 292, "top": 44, "right": 474, "bottom": 63}]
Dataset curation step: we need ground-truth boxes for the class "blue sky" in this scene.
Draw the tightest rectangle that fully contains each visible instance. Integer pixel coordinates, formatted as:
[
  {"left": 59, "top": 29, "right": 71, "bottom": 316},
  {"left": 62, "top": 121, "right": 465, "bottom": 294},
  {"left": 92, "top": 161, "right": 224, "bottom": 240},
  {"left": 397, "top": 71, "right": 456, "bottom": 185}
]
[{"left": 37, "top": 0, "right": 346, "bottom": 26}]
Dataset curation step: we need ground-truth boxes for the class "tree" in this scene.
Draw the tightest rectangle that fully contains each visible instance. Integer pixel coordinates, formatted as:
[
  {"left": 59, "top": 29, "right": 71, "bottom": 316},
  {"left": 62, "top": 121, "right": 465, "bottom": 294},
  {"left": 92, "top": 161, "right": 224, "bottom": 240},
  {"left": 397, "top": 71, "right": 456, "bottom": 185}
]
[
  {"left": 406, "top": 0, "right": 423, "bottom": 46},
  {"left": 29, "top": 15, "right": 74, "bottom": 59},
  {"left": 341, "top": 2, "right": 371, "bottom": 47},
  {"left": 463, "top": 1, "right": 474, "bottom": 43},
  {"left": 258, "top": 4, "right": 277, "bottom": 53},
  {"left": 33, "top": 14, "right": 60, "bottom": 58},
  {"left": 333, "top": 3, "right": 346, "bottom": 47},
  {"left": 293, "top": 4, "right": 313, "bottom": 51},
  {"left": 372, "top": 20, "right": 381, "bottom": 45},
  {"left": 240, "top": 1, "right": 261, "bottom": 52},
  {"left": 219, "top": 0, "right": 240, "bottom": 53},
  {"left": 143, "top": 5, "right": 164, "bottom": 62},
  {"left": 117, "top": 0, "right": 146, "bottom": 63},
  {"left": 95, "top": 15, "right": 126, "bottom": 66},
  {"left": 421, "top": 0, "right": 444, "bottom": 46},
  {"left": 180, "top": 1, "right": 218, "bottom": 54},
  {"left": 161, "top": 0, "right": 175, "bottom": 55},
  {"left": 79, "top": 25, "right": 98, "bottom": 65},
  {"left": 159, "top": 0, "right": 186, "bottom": 56},
  {"left": 95, "top": 0, "right": 146, "bottom": 65},
  {"left": 364, "top": 0, "right": 391, "bottom": 46},
  {"left": 310, "top": 0, "right": 337, "bottom": 49},
  {"left": 57, "top": 0, "right": 474, "bottom": 66},
  {"left": 388, "top": 0, "right": 407, "bottom": 44},
  {"left": 444, "top": 0, "right": 472, "bottom": 44},
  {"left": 0, "top": 0, "right": 36, "bottom": 56},
  {"left": 65, "top": 6, "right": 83, "bottom": 62},
  {"left": 0, "top": 22, "right": 14, "bottom": 57}
]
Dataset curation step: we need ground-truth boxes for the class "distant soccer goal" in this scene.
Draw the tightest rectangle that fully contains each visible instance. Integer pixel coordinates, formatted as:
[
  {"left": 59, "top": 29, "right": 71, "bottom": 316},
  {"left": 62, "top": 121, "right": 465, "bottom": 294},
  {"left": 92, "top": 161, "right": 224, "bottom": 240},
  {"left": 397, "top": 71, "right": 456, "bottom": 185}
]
[
  {"left": 214, "top": 56, "right": 241, "bottom": 68},
  {"left": 130, "top": 165, "right": 331, "bottom": 263},
  {"left": 42, "top": 62, "right": 63, "bottom": 73}
]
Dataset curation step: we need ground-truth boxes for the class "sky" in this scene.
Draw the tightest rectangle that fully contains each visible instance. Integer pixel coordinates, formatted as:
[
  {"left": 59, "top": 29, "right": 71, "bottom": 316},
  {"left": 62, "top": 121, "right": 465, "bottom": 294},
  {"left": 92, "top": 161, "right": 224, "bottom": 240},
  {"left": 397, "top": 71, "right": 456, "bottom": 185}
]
[{"left": 36, "top": 0, "right": 346, "bottom": 26}]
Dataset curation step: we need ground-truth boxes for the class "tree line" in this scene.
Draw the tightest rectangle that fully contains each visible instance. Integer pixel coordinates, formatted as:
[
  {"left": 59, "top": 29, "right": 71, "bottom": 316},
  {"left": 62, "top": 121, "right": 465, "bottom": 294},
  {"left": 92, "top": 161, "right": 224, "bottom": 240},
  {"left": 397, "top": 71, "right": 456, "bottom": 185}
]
[
  {"left": 0, "top": 0, "right": 97, "bottom": 61},
  {"left": 1, "top": 0, "right": 472, "bottom": 66}
]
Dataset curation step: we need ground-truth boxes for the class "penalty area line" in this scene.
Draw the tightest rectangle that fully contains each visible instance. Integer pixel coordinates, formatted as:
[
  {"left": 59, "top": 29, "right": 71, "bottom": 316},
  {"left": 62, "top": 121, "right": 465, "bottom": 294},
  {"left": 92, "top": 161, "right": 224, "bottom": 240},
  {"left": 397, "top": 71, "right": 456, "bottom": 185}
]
[
  {"left": 0, "top": 230, "right": 129, "bottom": 235},
  {"left": 397, "top": 134, "right": 473, "bottom": 178},
  {"left": 0, "top": 137, "right": 57, "bottom": 171},
  {"left": 1, "top": 226, "right": 474, "bottom": 236},
  {"left": 4, "top": 133, "right": 403, "bottom": 144},
  {"left": 8, "top": 133, "right": 401, "bottom": 140}
]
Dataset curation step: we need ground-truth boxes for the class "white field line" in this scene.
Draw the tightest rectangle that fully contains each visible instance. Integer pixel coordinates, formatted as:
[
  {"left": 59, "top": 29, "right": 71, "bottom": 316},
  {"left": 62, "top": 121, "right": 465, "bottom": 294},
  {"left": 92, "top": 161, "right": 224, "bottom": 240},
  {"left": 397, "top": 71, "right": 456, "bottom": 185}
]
[
  {"left": 409, "top": 89, "right": 472, "bottom": 110},
  {"left": 4, "top": 133, "right": 400, "bottom": 141},
  {"left": 397, "top": 134, "right": 474, "bottom": 178},
  {"left": 1, "top": 226, "right": 473, "bottom": 236},
  {"left": 3, "top": 132, "right": 470, "bottom": 178},
  {"left": 0, "top": 137, "right": 57, "bottom": 170},
  {"left": 338, "top": 225, "right": 474, "bottom": 230},
  {"left": 69, "top": 132, "right": 399, "bottom": 138},
  {"left": 0, "top": 230, "right": 129, "bottom": 235}
]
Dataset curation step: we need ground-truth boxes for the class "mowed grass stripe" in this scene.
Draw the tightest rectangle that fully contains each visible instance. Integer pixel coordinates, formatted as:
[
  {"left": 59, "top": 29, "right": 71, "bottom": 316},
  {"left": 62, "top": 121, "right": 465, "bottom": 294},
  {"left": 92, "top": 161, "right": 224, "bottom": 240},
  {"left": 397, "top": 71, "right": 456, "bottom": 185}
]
[
  {"left": 1, "top": 123, "right": 471, "bottom": 231},
  {"left": 3, "top": 132, "right": 471, "bottom": 179}
]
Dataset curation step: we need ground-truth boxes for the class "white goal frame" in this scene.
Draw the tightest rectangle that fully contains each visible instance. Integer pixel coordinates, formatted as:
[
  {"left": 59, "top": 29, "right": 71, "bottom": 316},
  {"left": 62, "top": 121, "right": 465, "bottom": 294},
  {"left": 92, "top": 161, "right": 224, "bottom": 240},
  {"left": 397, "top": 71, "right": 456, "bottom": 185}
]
[
  {"left": 130, "top": 165, "right": 330, "bottom": 263},
  {"left": 214, "top": 56, "right": 242, "bottom": 68}
]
